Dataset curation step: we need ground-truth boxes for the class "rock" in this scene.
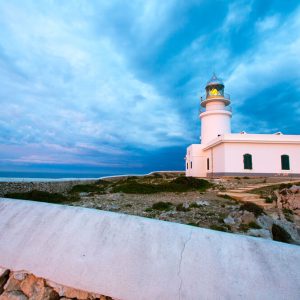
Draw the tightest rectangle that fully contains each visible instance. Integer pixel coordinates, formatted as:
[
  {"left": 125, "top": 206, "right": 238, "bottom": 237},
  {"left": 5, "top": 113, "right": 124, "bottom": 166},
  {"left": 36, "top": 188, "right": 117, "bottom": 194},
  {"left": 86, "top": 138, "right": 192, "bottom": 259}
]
[
  {"left": 274, "top": 220, "right": 300, "bottom": 244},
  {"left": 240, "top": 211, "right": 256, "bottom": 224},
  {"left": 0, "top": 268, "right": 10, "bottom": 293},
  {"left": 290, "top": 185, "right": 300, "bottom": 194},
  {"left": 62, "top": 287, "right": 90, "bottom": 300},
  {"left": 46, "top": 281, "right": 89, "bottom": 300},
  {"left": 79, "top": 192, "right": 89, "bottom": 197},
  {"left": 106, "top": 204, "right": 120, "bottom": 211},
  {"left": 13, "top": 273, "right": 27, "bottom": 281},
  {"left": 248, "top": 229, "right": 272, "bottom": 239},
  {"left": 40, "top": 287, "right": 59, "bottom": 300},
  {"left": 224, "top": 216, "right": 235, "bottom": 225},
  {"left": 3, "top": 277, "right": 21, "bottom": 293},
  {"left": 257, "top": 215, "right": 274, "bottom": 230},
  {"left": 196, "top": 200, "right": 209, "bottom": 206},
  {"left": 183, "top": 203, "right": 189, "bottom": 209},
  {"left": 20, "top": 274, "right": 45, "bottom": 298},
  {"left": 0, "top": 290, "right": 28, "bottom": 300}
]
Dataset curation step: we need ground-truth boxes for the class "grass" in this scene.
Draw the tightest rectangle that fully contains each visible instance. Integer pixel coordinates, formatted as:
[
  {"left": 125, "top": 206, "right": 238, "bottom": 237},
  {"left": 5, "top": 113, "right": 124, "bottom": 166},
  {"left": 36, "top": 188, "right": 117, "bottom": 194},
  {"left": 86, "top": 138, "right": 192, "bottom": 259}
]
[
  {"left": 5, "top": 190, "right": 78, "bottom": 204},
  {"left": 112, "top": 176, "right": 212, "bottom": 194},
  {"left": 239, "top": 202, "right": 264, "bottom": 217}
]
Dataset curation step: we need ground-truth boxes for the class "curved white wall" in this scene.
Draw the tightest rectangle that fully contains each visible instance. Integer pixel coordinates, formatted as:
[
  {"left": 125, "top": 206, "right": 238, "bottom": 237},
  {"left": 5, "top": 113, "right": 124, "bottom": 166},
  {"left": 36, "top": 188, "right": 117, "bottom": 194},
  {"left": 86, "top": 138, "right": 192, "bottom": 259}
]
[
  {"left": 200, "top": 109, "right": 231, "bottom": 145},
  {"left": 1, "top": 199, "right": 300, "bottom": 300}
]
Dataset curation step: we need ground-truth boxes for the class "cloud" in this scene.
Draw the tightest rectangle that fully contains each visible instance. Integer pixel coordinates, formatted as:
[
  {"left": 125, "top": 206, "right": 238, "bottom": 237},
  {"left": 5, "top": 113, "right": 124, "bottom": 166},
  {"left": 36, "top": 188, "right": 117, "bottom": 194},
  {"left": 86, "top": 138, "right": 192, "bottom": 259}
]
[{"left": 0, "top": 1, "right": 299, "bottom": 172}]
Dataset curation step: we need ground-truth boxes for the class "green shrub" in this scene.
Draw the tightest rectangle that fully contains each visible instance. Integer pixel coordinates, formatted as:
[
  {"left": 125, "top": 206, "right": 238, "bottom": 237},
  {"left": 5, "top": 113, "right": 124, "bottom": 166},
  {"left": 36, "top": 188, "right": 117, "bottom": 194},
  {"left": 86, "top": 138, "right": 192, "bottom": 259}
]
[
  {"left": 5, "top": 190, "right": 77, "bottom": 204},
  {"left": 70, "top": 183, "right": 105, "bottom": 193},
  {"left": 220, "top": 194, "right": 236, "bottom": 201},
  {"left": 210, "top": 224, "right": 228, "bottom": 232},
  {"left": 239, "top": 202, "right": 264, "bottom": 217},
  {"left": 187, "top": 222, "right": 198, "bottom": 227},
  {"left": 112, "top": 176, "right": 212, "bottom": 194},
  {"left": 151, "top": 201, "right": 173, "bottom": 211},
  {"left": 190, "top": 202, "right": 201, "bottom": 208},
  {"left": 239, "top": 221, "right": 261, "bottom": 232},
  {"left": 272, "top": 224, "right": 292, "bottom": 243},
  {"left": 176, "top": 203, "right": 190, "bottom": 212}
]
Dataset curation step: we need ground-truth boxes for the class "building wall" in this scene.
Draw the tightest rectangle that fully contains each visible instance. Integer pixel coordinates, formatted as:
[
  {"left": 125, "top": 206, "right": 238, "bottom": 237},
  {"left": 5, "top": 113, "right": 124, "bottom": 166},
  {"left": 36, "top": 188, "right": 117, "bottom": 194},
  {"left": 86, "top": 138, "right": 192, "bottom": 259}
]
[
  {"left": 205, "top": 143, "right": 225, "bottom": 175},
  {"left": 185, "top": 144, "right": 207, "bottom": 177},
  {"left": 214, "top": 142, "right": 300, "bottom": 176}
]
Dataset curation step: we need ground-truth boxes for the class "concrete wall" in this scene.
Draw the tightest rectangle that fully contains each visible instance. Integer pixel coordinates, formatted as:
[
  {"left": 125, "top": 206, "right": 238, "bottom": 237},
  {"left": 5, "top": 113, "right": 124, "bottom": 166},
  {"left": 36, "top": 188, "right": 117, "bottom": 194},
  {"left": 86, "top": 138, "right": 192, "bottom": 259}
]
[{"left": 1, "top": 198, "right": 300, "bottom": 300}]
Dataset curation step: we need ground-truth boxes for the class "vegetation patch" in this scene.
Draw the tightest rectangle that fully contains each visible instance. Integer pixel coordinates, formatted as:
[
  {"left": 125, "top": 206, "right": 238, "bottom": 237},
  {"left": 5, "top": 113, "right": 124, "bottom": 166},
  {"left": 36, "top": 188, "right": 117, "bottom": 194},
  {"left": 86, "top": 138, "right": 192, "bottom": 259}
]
[
  {"left": 239, "top": 221, "right": 261, "bottom": 232},
  {"left": 272, "top": 224, "right": 293, "bottom": 244},
  {"left": 5, "top": 190, "right": 78, "bottom": 204},
  {"left": 69, "top": 183, "right": 106, "bottom": 194},
  {"left": 239, "top": 202, "right": 264, "bottom": 217},
  {"left": 111, "top": 176, "right": 212, "bottom": 194},
  {"left": 210, "top": 224, "right": 229, "bottom": 232},
  {"left": 151, "top": 201, "right": 173, "bottom": 211},
  {"left": 219, "top": 194, "right": 236, "bottom": 201},
  {"left": 176, "top": 203, "right": 190, "bottom": 212},
  {"left": 186, "top": 222, "right": 199, "bottom": 227}
]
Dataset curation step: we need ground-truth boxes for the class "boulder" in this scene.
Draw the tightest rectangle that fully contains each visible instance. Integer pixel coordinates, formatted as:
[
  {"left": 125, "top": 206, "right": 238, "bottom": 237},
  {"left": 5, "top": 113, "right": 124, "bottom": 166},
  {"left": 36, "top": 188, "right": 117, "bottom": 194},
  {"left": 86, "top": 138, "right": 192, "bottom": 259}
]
[
  {"left": 20, "top": 274, "right": 45, "bottom": 299},
  {"left": 46, "top": 281, "right": 89, "bottom": 300},
  {"left": 0, "top": 269, "right": 9, "bottom": 294},
  {"left": 196, "top": 200, "right": 209, "bottom": 206},
  {"left": 3, "top": 277, "right": 21, "bottom": 293},
  {"left": 0, "top": 290, "right": 28, "bottom": 300},
  {"left": 240, "top": 211, "right": 256, "bottom": 224},
  {"left": 223, "top": 216, "right": 235, "bottom": 225}
]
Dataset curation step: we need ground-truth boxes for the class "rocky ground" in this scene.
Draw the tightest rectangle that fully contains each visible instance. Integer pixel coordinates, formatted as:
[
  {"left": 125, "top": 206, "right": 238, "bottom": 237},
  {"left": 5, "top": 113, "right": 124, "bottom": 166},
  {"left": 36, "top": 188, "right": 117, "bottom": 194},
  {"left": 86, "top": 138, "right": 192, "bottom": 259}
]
[
  {"left": 3, "top": 172, "right": 300, "bottom": 245},
  {"left": 0, "top": 268, "right": 113, "bottom": 300}
]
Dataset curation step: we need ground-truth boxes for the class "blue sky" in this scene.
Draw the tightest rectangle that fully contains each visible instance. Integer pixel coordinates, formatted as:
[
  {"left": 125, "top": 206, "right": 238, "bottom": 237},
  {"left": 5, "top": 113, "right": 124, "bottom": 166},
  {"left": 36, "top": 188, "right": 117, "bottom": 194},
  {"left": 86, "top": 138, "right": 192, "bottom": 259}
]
[{"left": 0, "top": 0, "right": 300, "bottom": 176}]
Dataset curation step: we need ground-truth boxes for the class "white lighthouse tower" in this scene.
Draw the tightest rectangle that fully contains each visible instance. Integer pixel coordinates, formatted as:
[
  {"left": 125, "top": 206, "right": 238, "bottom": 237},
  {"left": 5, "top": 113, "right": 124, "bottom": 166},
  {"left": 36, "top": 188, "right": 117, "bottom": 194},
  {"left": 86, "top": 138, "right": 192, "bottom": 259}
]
[{"left": 200, "top": 74, "right": 232, "bottom": 144}]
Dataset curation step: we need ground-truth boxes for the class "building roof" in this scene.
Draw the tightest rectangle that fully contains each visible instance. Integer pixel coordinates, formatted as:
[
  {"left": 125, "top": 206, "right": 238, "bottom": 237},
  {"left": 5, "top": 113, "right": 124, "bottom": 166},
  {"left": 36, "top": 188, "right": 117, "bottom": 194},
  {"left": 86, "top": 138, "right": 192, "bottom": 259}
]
[{"left": 203, "top": 133, "right": 300, "bottom": 150}]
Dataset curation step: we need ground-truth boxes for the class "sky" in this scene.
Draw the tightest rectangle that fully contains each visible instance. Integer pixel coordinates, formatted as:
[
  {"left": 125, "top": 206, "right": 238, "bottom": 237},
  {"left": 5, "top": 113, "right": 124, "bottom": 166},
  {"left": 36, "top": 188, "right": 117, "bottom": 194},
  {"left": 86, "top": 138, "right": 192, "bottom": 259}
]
[{"left": 0, "top": 0, "right": 300, "bottom": 176}]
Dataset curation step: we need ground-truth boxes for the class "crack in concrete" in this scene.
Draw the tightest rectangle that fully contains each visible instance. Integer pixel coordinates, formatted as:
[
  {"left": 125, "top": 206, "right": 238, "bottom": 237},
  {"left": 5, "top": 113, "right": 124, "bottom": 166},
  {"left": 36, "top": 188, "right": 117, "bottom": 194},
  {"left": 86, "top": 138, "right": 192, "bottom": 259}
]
[{"left": 177, "top": 230, "right": 193, "bottom": 300}]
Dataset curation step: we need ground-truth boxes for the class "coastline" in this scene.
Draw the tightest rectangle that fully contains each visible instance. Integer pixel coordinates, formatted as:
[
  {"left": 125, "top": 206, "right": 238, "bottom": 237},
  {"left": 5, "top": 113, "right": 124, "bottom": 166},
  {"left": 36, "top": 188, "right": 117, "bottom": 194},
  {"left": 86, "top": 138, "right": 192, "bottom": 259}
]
[{"left": 0, "top": 171, "right": 184, "bottom": 196}]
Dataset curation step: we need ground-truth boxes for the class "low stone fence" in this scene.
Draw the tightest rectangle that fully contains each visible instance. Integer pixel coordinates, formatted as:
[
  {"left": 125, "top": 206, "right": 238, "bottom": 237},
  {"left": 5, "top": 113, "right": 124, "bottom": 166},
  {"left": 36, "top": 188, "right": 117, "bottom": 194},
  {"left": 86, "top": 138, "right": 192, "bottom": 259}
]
[
  {"left": 0, "top": 180, "right": 96, "bottom": 197},
  {"left": 0, "top": 198, "right": 300, "bottom": 299}
]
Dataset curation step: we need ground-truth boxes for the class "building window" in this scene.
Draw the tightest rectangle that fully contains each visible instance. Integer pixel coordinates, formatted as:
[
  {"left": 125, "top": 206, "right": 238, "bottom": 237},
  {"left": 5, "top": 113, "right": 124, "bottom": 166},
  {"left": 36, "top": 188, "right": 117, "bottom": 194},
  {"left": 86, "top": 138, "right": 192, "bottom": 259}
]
[
  {"left": 207, "top": 158, "right": 209, "bottom": 170},
  {"left": 186, "top": 162, "right": 188, "bottom": 170},
  {"left": 243, "top": 154, "right": 252, "bottom": 170},
  {"left": 281, "top": 155, "right": 290, "bottom": 170},
  {"left": 191, "top": 161, "right": 192, "bottom": 169}
]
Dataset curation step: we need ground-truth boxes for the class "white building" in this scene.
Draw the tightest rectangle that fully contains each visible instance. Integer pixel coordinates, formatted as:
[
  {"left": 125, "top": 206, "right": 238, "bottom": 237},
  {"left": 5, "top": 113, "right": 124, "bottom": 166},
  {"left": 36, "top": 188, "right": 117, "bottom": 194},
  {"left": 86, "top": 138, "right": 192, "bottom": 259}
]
[{"left": 185, "top": 74, "right": 300, "bottom": 177}]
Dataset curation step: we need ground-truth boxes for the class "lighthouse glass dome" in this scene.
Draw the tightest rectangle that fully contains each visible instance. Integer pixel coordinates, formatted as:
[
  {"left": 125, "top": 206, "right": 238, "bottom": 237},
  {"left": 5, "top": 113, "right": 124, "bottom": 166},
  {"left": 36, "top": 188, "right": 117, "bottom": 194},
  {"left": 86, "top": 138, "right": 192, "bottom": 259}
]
[{"left": 205, "top": 74, "right": 224, "bottom": 98}]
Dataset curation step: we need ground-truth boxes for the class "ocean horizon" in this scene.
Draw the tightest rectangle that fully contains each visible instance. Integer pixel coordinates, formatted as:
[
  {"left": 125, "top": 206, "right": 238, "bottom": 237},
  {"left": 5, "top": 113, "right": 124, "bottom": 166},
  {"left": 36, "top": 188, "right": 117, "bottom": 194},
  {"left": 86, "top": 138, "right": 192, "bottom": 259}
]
[
  {"left": 0, "top": 171, "right": 124, "bottom": 182},
  {"left": 0, "top": 170, "right": 182, "bottom": 182}
]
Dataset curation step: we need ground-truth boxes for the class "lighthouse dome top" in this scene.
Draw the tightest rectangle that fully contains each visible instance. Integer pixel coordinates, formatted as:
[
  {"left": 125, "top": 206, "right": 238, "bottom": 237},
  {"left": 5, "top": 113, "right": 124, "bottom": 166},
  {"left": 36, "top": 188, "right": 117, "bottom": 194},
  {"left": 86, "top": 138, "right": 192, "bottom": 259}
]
[{"left": 206, "top": 73, "right": 224, "bottom": 87}]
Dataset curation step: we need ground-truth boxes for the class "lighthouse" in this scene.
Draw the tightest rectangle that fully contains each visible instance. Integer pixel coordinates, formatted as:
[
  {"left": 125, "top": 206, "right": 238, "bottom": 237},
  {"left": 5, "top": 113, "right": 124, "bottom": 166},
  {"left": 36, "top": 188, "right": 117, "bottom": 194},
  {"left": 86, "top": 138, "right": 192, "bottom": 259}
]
[
  {"left": 200, "top": 74, "right": 232, "bottom": 144},
  {"left": 186, "top": 73, "right": 300, "bottom": 178}
]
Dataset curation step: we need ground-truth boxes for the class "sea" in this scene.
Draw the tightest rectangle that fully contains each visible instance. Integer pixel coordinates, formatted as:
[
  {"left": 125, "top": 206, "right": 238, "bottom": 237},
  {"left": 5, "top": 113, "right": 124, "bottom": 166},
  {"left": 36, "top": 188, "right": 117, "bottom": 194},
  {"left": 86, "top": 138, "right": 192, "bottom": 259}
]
[{"left": 0, "top": 171, "right": 151, "bottom": 182}]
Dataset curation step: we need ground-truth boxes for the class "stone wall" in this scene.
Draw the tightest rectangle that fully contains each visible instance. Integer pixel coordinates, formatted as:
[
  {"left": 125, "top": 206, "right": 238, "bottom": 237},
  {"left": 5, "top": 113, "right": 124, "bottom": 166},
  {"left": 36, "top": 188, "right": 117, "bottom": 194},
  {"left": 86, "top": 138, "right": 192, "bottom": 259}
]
[
  {"left": 0, "top": 268, "right": 113, "bottom": 300},
  {"left": 0, "top": 180, "right": 96, "bottom": 197}
]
